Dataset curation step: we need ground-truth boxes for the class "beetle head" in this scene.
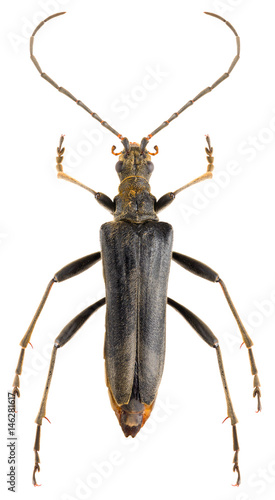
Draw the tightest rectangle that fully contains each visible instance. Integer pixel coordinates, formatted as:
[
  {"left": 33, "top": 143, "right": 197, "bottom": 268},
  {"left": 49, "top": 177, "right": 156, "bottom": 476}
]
[{"left": 112, "top": 137, "right": 158, "bottom": 184}]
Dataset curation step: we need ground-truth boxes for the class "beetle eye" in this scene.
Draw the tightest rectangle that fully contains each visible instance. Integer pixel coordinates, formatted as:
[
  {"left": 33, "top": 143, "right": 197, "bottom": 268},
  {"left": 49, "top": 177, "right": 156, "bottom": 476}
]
[
  {"left": 147, "top": 161, "right": 154, "bottom": 173},
  {"left": 115, "top": 161, "right": 123, "bottom": 173}
]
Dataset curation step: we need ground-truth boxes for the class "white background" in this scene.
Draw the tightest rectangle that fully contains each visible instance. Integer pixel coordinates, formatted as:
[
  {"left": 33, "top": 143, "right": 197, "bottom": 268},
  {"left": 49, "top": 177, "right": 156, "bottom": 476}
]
[{"left": 1, "top": 1, "right": 275, "bottom": 499}]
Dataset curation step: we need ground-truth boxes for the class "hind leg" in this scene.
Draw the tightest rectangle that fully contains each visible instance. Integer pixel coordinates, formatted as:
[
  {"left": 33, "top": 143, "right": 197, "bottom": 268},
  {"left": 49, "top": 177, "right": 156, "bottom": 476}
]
[
  {"left": 32, "top": 298, "right": 105, "bottom": 486},
  {"left": 168, "top": 297, "right": 241, "bottom": 486}
]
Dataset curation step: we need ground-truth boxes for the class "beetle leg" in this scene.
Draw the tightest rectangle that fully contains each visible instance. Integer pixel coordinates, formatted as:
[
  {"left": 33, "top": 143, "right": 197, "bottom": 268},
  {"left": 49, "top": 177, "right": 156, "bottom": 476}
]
[
  {"left": 32, "top": 298, "right": 105, "bottom": 486},
  {"left": 56, "top": 136, "right": 115, "bottom": 213},
  {"left": 168, "top": 297, "right": 241, "bottom": 486},
  {"left": 155, "top": 135, "right": 214, "bottom": 213},
  {"left": 12, "top": 252, "right": 101, "bottom": 402},
  {"left": 172, "top": 252, "right": 261, "bottom": 412}
]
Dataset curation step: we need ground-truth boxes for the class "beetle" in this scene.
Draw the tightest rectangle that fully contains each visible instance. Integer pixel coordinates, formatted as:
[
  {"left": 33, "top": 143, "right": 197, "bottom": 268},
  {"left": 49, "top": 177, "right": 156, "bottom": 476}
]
[{"left": 12, "top": 11, "right": 261, "bottom": 487}]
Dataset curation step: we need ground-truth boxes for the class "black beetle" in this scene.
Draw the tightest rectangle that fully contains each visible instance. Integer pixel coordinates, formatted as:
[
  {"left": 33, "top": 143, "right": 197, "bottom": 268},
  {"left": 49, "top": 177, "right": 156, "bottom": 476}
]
[{"left": 12, "top": 11, "right": 261, "bottom": 487}]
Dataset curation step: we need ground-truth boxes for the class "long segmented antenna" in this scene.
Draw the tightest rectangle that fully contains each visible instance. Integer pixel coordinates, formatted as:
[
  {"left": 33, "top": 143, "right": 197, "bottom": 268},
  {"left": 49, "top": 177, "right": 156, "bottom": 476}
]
[
  {"left": 30, "top": 12, "right": 239, "bottom": 148},
  {"left": 30, "top": 12, "right": 125, "bottom": 141},
  {"left": 143, "top": 12, "right": 240, "bottom": 143}
]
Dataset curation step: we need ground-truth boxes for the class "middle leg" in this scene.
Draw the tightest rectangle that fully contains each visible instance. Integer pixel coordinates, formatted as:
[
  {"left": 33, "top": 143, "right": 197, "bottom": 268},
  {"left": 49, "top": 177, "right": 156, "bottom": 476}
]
[
  {"left": 12, "top": 251, "right": 101, "bottom": 399},
  {"left": 172, "top": 252, "right": 261, "bottom": 412}
]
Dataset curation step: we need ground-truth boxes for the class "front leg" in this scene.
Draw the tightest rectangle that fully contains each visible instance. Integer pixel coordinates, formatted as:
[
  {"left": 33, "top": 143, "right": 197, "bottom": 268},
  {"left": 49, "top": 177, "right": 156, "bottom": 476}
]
[
  {"left": 56, "top": 135, "right": 115, "bottom": 213},
  {"left": 155, "top": 135, "right": 214, "bottom": 212}
]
